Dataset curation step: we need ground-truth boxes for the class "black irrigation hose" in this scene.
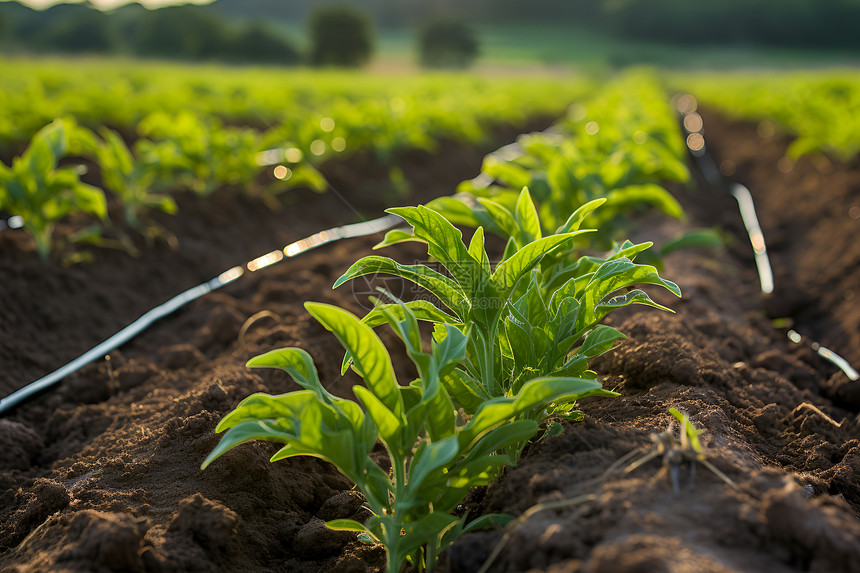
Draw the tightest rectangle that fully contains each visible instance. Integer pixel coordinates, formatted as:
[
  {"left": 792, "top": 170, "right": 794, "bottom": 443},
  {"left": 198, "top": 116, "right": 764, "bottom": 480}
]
[
  {"left": 0, "top": 214, "right": 403, "bottom": 416},
  {"left": 675, "top": 94, "right": 859, "bottom": 382}
]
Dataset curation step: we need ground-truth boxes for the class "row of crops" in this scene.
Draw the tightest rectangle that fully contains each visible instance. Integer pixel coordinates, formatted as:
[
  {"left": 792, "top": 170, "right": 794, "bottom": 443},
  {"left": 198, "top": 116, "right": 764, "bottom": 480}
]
[
  {"left": 671, "top": 69, "right": 860, "bottom": 160},
  {"left": 197, "top": 68, "right": 860, "bottom": 571},
  {"left": 0, "top": 57, "right": 597, "bottom": 261},
  {"left": 200, "top": 71, "right": 702, "bottom": 573}
]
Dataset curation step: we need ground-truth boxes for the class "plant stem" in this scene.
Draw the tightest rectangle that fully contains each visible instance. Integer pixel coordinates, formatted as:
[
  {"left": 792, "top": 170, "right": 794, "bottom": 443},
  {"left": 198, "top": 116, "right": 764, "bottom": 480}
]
[{"left": 30, "top": 223, "right": 53, "bottom": 262}]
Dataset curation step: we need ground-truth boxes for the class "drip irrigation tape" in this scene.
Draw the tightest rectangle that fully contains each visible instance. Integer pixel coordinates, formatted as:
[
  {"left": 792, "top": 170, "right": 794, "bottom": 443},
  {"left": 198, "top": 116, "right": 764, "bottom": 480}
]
[
  {"left": 0, "top": 214, "right": 404, "bottom": 416},
  {"left": 675, "top": 94, "right": 858, "bottom": 382}
]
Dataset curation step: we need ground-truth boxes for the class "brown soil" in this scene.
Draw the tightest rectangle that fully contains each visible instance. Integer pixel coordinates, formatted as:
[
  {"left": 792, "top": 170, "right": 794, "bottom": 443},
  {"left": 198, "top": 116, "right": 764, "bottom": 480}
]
[{"left": 2, "top": 111, "right": 860, "bottom": 573}]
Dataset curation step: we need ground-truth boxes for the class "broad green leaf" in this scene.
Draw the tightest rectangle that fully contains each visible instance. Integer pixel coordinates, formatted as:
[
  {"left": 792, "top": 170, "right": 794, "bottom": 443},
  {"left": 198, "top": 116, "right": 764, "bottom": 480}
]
[
  {"left": 514, "top": 187, "right": 541, "bottom": 244},
  {"left": 605, "top": 184, "right": 685, "bottom": 220},
  {"left": 482, "top": 155, "right": 532, "bottom": 190},
  {"left": 70, "top": 182, "right": 107, "bottom": 219},
  {"left": 374, "top": 228, "right": 418, "bottom": 249},
  {"left": 577, "top": 258, "right": 681, "bottom": 330},
  {"left": 214, "top": 391, "right": 316, "bottom": 432},
  {"left": 467, "top": 226, "right": 491, "bottom": 275},
  {"left": 440, "top": 369, "right": 490, "bottom": 413},
  {"left": 397, "top": 512, "right": 460, "bottom": 557},
  {"left": 461, "top": 419, "right": 538, "bottom": 463},
  {"left": 576, "top": 325, "right": 626, "bottom": 359},
  {"left": 432, "top": 324, "right": 468, "bottom": 372},
  {"left": 658, "top": 229, "right": 723, "bottom": 257},
  {"left": 353, "top": 385, "right": 405, "bottom": 454},
  {"left": 246, "top": 348, "right": 334, "bottom": 403},
  {"left": 476, "top": 197, "right": 519, "bottom": 242},
  {"left": 607, "top": 240, "right": 653, "bottom": 261},
  {"left": 459, "top": 377, "right": 607, "bottom": 448},
  {"left": 360, "top": 300, "right": 462, "bottom": 330},
  {"left": 325, "top": 519, "right": 368, "bottom": 533},
  {"left": 593, "top": 289, "right": 675, "bottom": 322},
  {"left": 334, "top": 256, "right": 469, "bottom": 319},
  {"left": 491, "top": 232, "right": 588, "bottom": 291},
  {"left": 407, "top": 436, "right": 460, "bottom": 493},
  {"left": 305, "top": 302, "right": 404, "bottom": 418},
  {"left": 386, "top": 205, "right": 480, "bottom": 289},
  {"left": 426, "top": 195, "right": 487, "bottom": 230},
  {"left": 201, "top": 420, "right": 293, "bottom": 469},
  {"left": 556, "top": 198, "right": 606, "bottom": 234}
]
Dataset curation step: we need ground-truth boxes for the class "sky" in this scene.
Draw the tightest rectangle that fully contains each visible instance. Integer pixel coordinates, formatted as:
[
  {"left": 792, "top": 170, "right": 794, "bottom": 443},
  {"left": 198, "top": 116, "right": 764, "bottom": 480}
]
[{"left": 8, "top": 0, "right": 210, "bottom": 9}]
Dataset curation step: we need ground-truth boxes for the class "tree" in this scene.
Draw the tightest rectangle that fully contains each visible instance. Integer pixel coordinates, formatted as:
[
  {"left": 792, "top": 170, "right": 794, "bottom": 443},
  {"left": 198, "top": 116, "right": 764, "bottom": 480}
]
[
  {"left": 36, "top": 5, "right": 115, "bottom": 54},
  {"left": 132, "top": 6, "right": 227, "bottom": 60},
  {"left": 308, "top": 5, "right": 374, "bottom": 67},
  {"left": 224, "top": 22, "right": 301, "bottom": 65},
  {"left": 418, "top": 17, "right": 479, "bottom": 68}
]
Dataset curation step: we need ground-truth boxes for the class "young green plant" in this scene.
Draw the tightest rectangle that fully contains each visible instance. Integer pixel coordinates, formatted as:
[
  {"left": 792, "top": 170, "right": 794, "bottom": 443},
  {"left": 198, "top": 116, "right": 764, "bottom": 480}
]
[
  {"left": 0, "top": 119, "right": 107, "bottom": 261},
  {"left": 202, "top": 301, "right": 607, "bottom": 573},
  {"left": 84, "top": 126, "right": 178, "bottom": 229},
  {"left": 335, "top": 189, "right": 680, "bottom": 422}
]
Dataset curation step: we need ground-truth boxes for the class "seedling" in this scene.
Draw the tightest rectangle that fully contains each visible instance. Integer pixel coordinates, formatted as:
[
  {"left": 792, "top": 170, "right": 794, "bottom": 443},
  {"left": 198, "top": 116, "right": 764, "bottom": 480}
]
[
  {"left": 203, "top": 301, "right": 607, "bottom": 573},
  {"left": 624, "top": 408, "right": 736, "bottom": 493},
  {"left": 335, "top": 191, "right": 679, "bottom": 422},
  {"left": 0, "top": 119, "right": 106, "bottom": 261},
  {"left": 83, "top": 126, "right": 178, "bottom": 229}
]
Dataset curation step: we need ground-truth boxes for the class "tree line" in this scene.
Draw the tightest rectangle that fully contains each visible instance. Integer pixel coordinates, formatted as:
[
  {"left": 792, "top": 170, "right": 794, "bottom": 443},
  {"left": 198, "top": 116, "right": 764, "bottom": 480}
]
[
  {"left": 1, "top": 0, "right": 857, "bottom": 66},
  {"left": 0, "top": 2, "right": 482, "bottom": 68}
]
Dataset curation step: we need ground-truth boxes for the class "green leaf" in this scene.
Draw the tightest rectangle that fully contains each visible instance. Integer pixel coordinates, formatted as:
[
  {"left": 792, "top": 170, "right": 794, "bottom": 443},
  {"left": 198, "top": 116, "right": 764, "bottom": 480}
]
[
  {"left": 353, "top": 385, "right": 405, "bottom": 455},
  {"left": 577, "top": 258, "right": 681, "bottom": 331},
  {"left": 459, "top": 377, "right": 609, "bottom": 448},
  {"left": 658, "top": 229, "right": 723, "bottom": 257},
  {"left": 514, "top": 187, "right": 541, "bottom": 245},
  {"left": 360, "top": 300, "right": 463, "bottom": 330},
  {"left": 426, "top": 195, "right": 488, "bottom": 231},
  {"left": 556, "top": 198, "right": 606, "bottom": 234},
  {"left": 214, "top": 391, "right": 316, "bottom": 432},
  {"left": 397, "top": 512, "right": 460, "bottom": 557},
  {"left": 462, "top": 419, "right": 539, "bottom": 463},
  {"left": 334, "top": 256, "right": 469, "bottom": 320},
  {"left": 70, "top": 182, "right": 108, "bottom": 219},
  {"left": 432, "top": 324, "right": 468, "bottom": 372},
  {"left": 407, "top": 436, "right": 460, "bottom": 493},
  {"left": 305, "top": 302, "right": 404, "bottom": 419},
  {"left": 607, "top": 240, "right": 653, "bottom": 261},
  {"left": 325, "top": 519, "right": 368, "bottom": 533},
  {"left": 491, "top": 232, "right": 588, "bottom": 291},
  {"left": 576, "top": 325, "right": 626, "bottom": 359},
  {"left": 605, "top": 184, "right": 685, "bottom": 220},
  {"left": 374, "top": 228, "right": 420, "bottom": 249},
  {"left": 476, "top": 197, "right": 519, "bottom": 243},
  {"left": 386, "top": 205, "right": 481, "bottom": 289},
  {"left": 467, "top": 226, "right": 491, "bottom": 275},
  {"left": 201, "top": 419, "right": 293, "bottom": 469},
  {"left": 440, "top": 369, "right": 490, "bottom": 413},
  {"left": 482, "top": 155, "right": 531, "bottom": 190},
  {"left": 247, "top": 348, "right": 334, "bottom": 403}
]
